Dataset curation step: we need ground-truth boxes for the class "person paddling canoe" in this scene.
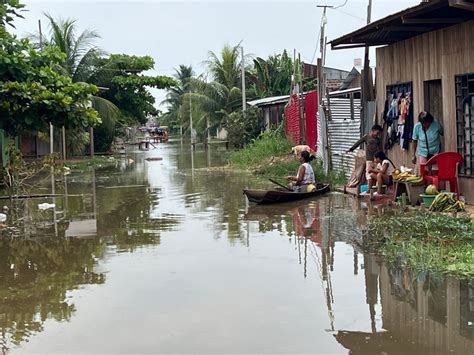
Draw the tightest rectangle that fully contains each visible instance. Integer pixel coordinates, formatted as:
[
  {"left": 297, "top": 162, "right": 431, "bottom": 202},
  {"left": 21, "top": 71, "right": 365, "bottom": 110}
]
[{"left": 286, "top": 151, "right": 316, "bottom": 193}]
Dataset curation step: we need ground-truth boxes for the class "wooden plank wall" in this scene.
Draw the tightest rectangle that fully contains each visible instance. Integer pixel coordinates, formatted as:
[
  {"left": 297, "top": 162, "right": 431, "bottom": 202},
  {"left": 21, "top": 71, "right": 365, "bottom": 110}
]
[{"left": 375, "top": 20, "right": 474, "bottom": 202}]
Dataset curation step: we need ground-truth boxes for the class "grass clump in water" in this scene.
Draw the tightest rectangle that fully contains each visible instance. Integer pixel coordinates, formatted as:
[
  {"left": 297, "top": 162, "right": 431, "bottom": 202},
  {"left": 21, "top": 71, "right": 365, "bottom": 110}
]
[
  {"left": 367, "top": 210, "right": 474, "bottom": 277},
  {"left": 230, "top": 130, "right": 347, "bottom": 186},
  {"left": 230, "top": 130, "right": 293, "bottom": 169},
  {"left": 66, "top": 156, "right": 118, "bottom": 171}
]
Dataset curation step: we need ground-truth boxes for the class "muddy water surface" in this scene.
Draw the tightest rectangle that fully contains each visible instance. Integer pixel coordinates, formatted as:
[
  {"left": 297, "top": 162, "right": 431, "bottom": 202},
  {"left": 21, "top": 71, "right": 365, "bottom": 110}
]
[{"left": 1, "top": 141, "right": 473, "bottom": 354}]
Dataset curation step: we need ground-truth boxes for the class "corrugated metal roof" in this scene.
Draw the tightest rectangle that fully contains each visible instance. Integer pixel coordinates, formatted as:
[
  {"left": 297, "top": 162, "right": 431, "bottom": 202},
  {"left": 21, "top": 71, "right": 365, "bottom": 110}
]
[
  {"left": 331, "top": 0, "right": 474, "bottom": 49},
  {"left": 247, "top": 95, "right": 290, "bottom": 107}
]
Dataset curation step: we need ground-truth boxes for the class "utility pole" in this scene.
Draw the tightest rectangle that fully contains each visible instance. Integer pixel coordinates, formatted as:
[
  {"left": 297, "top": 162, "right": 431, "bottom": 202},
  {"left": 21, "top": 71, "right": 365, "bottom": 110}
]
[
  {"left": 189, "top": 94, "right": 194, "bottom": 149},
  {"left": 362, "top": 0, "right": 373, "bottom": 135},
  {"left": 241, "top": 46, "right": 246, "bottom": 113},
  {"left": 298, "top": 54, "right": 306, "bottom": 145},
  {"left": 317, "top": 5, "right": 333, "bottom": 175},
  {"left": 39, "top": 19, "right": 55, "bottom": 156}
]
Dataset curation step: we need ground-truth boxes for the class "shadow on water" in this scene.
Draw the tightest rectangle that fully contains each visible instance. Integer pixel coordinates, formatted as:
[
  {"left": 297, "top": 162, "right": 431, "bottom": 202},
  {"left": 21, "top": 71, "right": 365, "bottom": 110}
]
[{"left": 0, "top": 141, "right": 472, "bottom": 354}]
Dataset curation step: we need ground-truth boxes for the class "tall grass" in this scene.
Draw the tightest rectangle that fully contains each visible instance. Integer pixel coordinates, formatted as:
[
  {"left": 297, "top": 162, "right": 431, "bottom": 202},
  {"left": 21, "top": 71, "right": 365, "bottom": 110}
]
[
  {"left": 230, "top": 131, "right": 293, "bottom": 168},
  {"left": 230, "top": 131, "right": 347, "bottom": 185}
]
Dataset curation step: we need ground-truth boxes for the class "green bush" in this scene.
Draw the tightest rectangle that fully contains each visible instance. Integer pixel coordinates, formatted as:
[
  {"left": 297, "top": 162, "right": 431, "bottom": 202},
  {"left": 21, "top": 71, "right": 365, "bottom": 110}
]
[
  {"left": 225, "top": 107, "right": 263, "bottom": 149},
  {"left": 230, "top": 130, "right": 293, "bottom": 168}
]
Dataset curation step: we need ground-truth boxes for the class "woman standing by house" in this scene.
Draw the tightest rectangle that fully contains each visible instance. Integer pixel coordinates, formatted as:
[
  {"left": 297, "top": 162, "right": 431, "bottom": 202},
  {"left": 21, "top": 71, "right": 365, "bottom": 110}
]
[{"left": 411, "top": 111, "right": 444, "bottom": 168}]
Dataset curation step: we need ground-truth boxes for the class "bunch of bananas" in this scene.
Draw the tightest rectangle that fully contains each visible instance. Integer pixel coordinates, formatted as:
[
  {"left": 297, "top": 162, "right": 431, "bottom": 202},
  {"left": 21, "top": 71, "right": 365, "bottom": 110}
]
[
  {"left": 406, "top": 175, "right": 424, "bottom": 185},
  {"left": 393, "top": 171, "right": 416, "bottom": 182},
  {"left": 429, "top": 192, "right": 465, "bottom": 212}
]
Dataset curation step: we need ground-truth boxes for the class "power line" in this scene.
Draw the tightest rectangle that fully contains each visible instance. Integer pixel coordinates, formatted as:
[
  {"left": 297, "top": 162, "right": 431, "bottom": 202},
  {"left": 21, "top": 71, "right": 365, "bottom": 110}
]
[{"left": 332, "top": 0, "right": 348, "bottom": 10}]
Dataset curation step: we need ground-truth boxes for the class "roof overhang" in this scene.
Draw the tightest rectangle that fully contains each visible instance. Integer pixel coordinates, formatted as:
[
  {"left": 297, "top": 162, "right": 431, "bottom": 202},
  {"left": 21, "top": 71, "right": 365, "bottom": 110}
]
[{"left": 331, "top": 0, "right": 474, "bottom": 50}]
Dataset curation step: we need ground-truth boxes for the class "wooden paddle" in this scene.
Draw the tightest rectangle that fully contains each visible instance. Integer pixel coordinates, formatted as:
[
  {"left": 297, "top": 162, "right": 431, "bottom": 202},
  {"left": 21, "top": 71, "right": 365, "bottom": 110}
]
[{"left": 268, "top": 178, "right": 292, "bottom": 191}]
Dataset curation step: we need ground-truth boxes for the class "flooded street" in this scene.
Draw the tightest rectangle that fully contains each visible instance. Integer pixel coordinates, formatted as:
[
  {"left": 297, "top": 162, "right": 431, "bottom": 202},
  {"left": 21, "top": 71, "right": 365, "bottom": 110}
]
[{"left": 1, "top": 141, "right": 473, "bottom": 354}]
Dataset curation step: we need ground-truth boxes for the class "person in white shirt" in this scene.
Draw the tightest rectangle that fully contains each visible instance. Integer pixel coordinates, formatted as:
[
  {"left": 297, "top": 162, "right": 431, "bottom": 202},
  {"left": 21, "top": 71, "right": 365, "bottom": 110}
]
[
  {"left": 366, "top": 151, "right": 395, "bottom": 199},
  {"left": 286, "top": 151, "right": 316, "bottom": 192}
]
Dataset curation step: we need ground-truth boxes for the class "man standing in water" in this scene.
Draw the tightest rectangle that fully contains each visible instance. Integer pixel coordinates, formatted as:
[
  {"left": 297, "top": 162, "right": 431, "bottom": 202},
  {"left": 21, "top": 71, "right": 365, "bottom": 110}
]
[{"left": 347, "top": 124, "right": 384, "bottom": 189}]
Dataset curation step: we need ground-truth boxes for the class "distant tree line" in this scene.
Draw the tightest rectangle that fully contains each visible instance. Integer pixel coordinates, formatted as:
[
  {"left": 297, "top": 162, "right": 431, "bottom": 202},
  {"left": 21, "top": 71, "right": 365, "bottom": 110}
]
[{"left": 160, "top": 45, "right": 316, "bottom": 147}]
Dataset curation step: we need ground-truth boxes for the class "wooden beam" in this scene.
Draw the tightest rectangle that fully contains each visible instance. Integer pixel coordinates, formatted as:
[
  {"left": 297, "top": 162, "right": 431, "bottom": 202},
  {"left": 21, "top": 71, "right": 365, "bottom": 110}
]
[
  {"left": 331, "top": 42, "right": 395, "bottom": 50},
  {"left": 402, "top": 17, "right": 463, "bottom": 24},
  {"left": 385, "top": 26, "right": 434, "bottom": 32},
  {"left": 449, "top": 0, "right": 474, "bottom": 11}
]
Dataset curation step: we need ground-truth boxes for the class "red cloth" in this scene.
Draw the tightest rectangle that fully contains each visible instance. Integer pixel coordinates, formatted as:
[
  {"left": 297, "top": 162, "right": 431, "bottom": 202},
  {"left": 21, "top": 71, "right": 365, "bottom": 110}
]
[
  {"left": 284, "top": 94, "right": 300, "bottom": 145},
  {"left": 304, "top": 90, "right": 318, "bottom": 152},
  {"left": 284, "top": 91, "right": 318, "bottom": 148}
]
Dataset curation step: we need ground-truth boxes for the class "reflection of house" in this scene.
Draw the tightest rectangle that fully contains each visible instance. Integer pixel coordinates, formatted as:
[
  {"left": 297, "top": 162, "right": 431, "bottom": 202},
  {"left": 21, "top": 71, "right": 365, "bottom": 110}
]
[
  {"left": 378, "top": 264, "right": 474, "bottom": 353},
  {"left": 331, "top": 0, "right": 474, "bottom": 202},
  {"left": 336, "top": 253, "right": 474, "bottom": 354}
]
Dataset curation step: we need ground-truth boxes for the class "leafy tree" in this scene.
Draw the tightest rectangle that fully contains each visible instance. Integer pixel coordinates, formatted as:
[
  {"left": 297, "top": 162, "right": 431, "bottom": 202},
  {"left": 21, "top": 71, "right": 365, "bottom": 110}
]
[
  {"left": 0, "top": 0, "right": 24, "bottom": 28},
  {"left": 92, "top": 54, "right": 175, "bottom": 124},
  {"left": 0, "top": 31, "right": 100, "bottom": 138},
  {"left": 90, "top": 54, "right": 175, "bottom": 150},
  {"left": 225, "top": 106, "right": 262, "bottom": 148}
]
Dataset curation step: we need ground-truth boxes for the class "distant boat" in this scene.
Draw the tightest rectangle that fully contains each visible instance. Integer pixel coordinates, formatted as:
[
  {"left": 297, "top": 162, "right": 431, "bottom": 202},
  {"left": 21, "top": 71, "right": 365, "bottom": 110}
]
[{"left": 243, "top": 184, "right": 330, "bottom": 204}]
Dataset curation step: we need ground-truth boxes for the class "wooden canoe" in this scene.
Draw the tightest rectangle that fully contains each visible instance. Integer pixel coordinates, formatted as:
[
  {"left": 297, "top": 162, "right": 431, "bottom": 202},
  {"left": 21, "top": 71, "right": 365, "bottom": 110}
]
[{"left": 243, "top": 183, "right": 330, "bottom": 204}]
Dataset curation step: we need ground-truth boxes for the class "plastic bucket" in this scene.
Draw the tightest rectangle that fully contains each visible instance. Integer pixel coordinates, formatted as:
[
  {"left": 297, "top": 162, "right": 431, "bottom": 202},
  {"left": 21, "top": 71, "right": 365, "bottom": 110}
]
[
  {"left": 372, "top": 185, "right": 387, "bottom": 194},
  {"left": 420, "top": 194, "right": 437, "bottom": 208}
]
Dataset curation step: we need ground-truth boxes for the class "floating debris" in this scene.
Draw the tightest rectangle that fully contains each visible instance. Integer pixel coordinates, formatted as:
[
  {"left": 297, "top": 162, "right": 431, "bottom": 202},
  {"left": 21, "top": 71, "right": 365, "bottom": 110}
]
[{"left": 38, "top": 203, "right": 55, "bottom": 210}]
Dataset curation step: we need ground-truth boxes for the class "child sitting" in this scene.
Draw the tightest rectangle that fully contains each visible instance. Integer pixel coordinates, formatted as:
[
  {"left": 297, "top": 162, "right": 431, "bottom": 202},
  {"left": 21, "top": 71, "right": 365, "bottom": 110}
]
[{"left": 367, "top": 151, "right": 395, "bottom": 200}]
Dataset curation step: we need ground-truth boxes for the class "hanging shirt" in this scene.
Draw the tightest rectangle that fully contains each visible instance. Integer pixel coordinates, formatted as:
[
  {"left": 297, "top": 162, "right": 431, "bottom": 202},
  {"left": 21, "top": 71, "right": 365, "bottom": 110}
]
[{"left": 412, "top": 120, "right": 443, "bottom": 158}]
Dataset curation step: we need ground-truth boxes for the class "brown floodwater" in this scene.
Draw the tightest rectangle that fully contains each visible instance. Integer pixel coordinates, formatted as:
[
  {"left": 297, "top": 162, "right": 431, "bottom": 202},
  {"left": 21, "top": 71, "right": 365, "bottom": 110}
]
[{"left": 0, "top": 141, "right": 473, "bottom": 354}]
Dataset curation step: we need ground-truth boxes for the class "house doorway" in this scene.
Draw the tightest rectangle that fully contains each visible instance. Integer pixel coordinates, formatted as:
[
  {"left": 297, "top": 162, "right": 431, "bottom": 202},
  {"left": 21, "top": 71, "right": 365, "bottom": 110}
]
[{"left": 424, "top": 79, "right": 444, "bottom": 147}]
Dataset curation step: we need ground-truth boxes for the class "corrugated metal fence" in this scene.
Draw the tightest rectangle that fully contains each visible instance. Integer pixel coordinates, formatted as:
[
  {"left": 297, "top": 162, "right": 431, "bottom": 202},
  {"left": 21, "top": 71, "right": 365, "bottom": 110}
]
[{"left": 317, "top": 98, "right": 362, "bottom": 179}]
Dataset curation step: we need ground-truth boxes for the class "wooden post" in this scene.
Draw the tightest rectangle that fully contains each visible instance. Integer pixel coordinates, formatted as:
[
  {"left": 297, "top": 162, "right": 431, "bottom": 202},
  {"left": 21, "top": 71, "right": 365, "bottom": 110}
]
[
  {"left": 298, "top": 55, "right": 306, "bottom": 144},
  {"left": 89, "top": 127, "right": 94, "bottom": 158},
  {"left": 62, "top": 126, "right": 66, "bottom": 161},
  {"left": 0, "top": 130, "right": 6, "bottom": 167}
]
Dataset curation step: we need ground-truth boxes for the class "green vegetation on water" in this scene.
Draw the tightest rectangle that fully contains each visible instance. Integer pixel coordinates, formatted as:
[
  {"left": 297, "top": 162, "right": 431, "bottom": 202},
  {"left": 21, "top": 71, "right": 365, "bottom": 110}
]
[
  {"left": 66, "top": 157, "right": 118, "bottom": 171},
  {"left": 368, "top": 210, "right": 474, "bottom": 277},
  {"left": 230, "top": 131, "right": 347, "bottom": 186}
]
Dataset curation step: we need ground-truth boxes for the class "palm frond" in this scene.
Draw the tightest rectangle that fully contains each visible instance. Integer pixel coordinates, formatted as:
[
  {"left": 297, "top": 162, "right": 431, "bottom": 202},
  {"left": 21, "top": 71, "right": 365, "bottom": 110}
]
[{"left": 91, "top": 96, "right": 121, "bottom": 131}]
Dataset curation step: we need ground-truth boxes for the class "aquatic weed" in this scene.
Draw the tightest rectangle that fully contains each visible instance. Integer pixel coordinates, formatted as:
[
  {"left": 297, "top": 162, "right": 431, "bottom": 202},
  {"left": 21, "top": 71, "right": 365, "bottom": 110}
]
[{"left": 367, "top": 210, "right": 474, "bottom": 276}]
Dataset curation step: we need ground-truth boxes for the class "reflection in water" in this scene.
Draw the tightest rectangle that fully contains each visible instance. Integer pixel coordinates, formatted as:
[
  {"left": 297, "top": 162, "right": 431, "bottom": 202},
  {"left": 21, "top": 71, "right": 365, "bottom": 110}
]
[
  {"left": 244, "top": 195, "right": 474, "bottom": 354},
  {"left": 0, "top": 142, "right": 473, "bottom": 354}
]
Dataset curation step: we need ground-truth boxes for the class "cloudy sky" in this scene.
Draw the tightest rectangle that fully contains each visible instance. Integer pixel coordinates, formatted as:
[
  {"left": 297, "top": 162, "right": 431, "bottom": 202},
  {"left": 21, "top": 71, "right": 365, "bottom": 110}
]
[{"left": 15, "top": 0, "right": 420, "bottom": 109}]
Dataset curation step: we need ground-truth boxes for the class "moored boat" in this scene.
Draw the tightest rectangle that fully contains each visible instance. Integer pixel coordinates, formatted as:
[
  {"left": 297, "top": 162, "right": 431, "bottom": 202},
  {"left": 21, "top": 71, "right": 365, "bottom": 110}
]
[{"left": 243, "top": 183, "right": 330, "bottom": 204}]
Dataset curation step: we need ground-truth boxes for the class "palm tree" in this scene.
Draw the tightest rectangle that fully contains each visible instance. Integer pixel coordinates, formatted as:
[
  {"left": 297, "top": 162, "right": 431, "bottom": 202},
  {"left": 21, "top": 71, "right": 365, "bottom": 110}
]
[
  {"left": 32, "top": 14, "right": 120, "bottom": 154},
  {"left": 204, "top": 44, "right": 242, "bottom": 90},
  {"left": 161, "top": 65, "right": 195, "bottom": 131},
  {"left": 249, "top": 50, "right": 294, "bottom": 97}
]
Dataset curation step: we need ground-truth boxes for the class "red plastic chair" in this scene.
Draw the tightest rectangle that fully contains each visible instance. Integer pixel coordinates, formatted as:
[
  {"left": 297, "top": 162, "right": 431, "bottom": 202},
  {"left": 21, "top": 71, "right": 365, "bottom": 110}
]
[{"left": 420, "top": 152, "right": 464, "bottom": 197}]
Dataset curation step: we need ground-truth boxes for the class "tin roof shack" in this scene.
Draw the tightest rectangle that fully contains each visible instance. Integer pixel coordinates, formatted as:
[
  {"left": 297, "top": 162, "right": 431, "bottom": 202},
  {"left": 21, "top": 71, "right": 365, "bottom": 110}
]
[
  {"left": 331, "top": 0, "right": 474, "bottom": 202},
  {"left": 248, "top": 67, "right": 358, "bottom": 131}
]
